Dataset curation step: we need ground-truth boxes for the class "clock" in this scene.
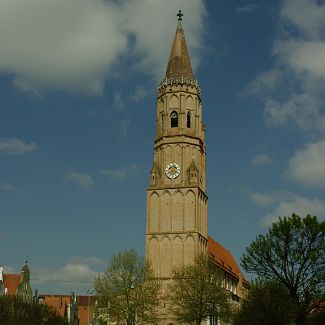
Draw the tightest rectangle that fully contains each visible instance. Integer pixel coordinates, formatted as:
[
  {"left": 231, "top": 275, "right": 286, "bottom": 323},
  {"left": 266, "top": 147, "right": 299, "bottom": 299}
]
[{"left": 165, "top": 162, "right": 181, "bottom": 179}]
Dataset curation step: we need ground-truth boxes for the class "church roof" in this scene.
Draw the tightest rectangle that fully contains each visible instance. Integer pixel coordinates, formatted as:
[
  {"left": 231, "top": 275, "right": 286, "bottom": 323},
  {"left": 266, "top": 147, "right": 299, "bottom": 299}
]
[
  {"left": 165, "top": 10, "right": 194, "bottom": 79},
  {"left": 208, "top": 236, "right": 246, "bottom": 281},
  {"left": 3, "top": 274, "right": 20, "bottom": 295}
]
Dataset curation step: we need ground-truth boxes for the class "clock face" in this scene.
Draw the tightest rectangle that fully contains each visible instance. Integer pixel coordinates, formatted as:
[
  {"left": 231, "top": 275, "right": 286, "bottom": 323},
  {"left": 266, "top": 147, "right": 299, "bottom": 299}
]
[{"left": 165, "top": 162, "right": 181, "bottom": 179}]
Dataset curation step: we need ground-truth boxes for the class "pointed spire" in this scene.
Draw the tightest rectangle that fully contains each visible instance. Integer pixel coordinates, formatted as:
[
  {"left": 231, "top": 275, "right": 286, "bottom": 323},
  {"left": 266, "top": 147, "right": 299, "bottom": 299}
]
[
  {"left": 188, "top": 156, "right": 199, "bottom": 172},
  {"left": 150, "top": 160, "right": 160, "bottom": 174},
  {"left": 165, "top": 10, "right": 194, "bottom": 79},
  {"left": 17, "top": 261, "right": 32, "bottom": 298}
]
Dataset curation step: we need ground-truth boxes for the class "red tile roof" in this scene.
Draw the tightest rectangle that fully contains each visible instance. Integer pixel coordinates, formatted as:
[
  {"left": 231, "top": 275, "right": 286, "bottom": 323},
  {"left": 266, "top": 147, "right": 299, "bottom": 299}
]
[
  {"left": 39, "top": 295, "right": 96, "bottom": 307},
  {"left": 40, "top": 295, "right": 71, "bottom": 317},
  {"left": 208, "top": 236, "right": 246, "bottom": 281},
  {"left": 3, "top": 274, "right": 20, "bottom": 295}
]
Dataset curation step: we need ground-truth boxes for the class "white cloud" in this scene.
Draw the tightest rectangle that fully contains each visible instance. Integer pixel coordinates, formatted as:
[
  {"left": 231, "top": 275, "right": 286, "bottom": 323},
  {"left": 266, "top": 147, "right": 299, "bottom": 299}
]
[
  {"left": 248, "top": 189, "right": 325, "bottom": 226},
  {"left": 252, "top": 153, "right": 272, "bottom": 166},
  {"left": 243, "top": 69, "right": 283, "bottom": 97},
  {"left": 54, "top": 263, "right": 97, "bottom": 283},
  {"left": 280, "top": 0, "right": 325, "bottom": 39},
  {"left": 244, "top": 0, "right": 325, "bottom": 132},
  {"left": 260, "top": 195, "right": 325, "bottom": 227},
  {"left": 30, "top": 263, "right": 97, "bottom": 288},
  {"left": 250, "top": 192, "right": 276, "bottom": 207},
  {"left": 0, "top": 182, "right": 16, "bottom": 192},
  {"left": 287, "top": 139, "right": 325, "bottom": 188},
  {"left": 5, "top": 257, "right": 101, "bottom": 291},
  {"left": 249, "top": 189, "right": 294, "bottom": 207},
  {"left": 0, "top": 0, "right": 127, "bottom": 95},
  {"left": 101, "top": 164, "right": 142, "bottom": 181},
  {"left": 274, "top": 39, "right": 325, "bottom": 80},
  {"left": 264, "top": 93, "right": 323, "bottom": 131},
  {"left": 0, "top": 0, "right": 206, "bottom": 95},
  {"left": 121, "top": 0, "right": 206, "bottom": 77},
  {"left": 0, "top": 138, "right": 38, "bottom": 155},
  {"left": 69, "top": 256, "right": 105, "bottom": 266},
  {"left": 65, "top": 171, "right": 95, "bottom": 189}
]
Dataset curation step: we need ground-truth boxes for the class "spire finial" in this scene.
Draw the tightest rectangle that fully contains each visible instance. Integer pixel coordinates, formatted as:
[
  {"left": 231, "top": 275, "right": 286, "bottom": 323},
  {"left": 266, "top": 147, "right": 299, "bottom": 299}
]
[
  {"left": 164, "top": 9, "right": 194, "bottom": 80},
  {"left": 177, "top": 10, "right": 184, "bottom": 30},
  {"left": 177, "top": 10, "right": 183, "bottom": 21}
]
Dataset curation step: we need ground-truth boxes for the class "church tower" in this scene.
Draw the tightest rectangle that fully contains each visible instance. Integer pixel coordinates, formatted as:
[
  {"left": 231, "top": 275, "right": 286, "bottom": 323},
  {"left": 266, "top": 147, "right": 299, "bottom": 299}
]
[{"left": 146, "top": 11, "right": 208, "bottom": 280}]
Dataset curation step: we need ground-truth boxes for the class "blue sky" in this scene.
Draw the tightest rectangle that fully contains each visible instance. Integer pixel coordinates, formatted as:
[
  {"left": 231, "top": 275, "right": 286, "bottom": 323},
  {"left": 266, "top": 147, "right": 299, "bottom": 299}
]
[{"left": 1, "top": 0, "right": 325, "bottom": 294}]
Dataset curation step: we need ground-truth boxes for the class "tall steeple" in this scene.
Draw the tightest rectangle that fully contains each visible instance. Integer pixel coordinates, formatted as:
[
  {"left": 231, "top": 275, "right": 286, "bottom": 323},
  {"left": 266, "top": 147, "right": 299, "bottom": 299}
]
[
  {"left": 165, "top": 10, "right": 194, "bottom": 80},
  {"left": 146, "top": 11, "right": 208, "bottom": 323},
  {"left": 17, "top": 261, "right": 33, "bottom": 299},
  {"left": 146, "top": 8, "right": 207, "bottom": 275}
]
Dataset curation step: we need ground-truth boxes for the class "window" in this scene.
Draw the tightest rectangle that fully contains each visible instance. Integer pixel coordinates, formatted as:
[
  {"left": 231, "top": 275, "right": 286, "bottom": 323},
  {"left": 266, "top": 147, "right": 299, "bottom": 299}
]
[
  {"left": 170, "top": 111, "right": 178, "bottom": 128},
  {"left": 187, "top": 111, "right": 191, "bottom": 128}
]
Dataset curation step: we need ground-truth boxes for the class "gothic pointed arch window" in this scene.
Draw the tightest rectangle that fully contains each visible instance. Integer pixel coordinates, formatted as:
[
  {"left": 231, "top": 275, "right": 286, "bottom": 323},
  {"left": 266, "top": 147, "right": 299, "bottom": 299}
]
[
  {"left": 187, "top": 111, "right": 191, "bottom": 128},
  {"left": 170, "top": 110, "right": 178, "bottom": 128}
]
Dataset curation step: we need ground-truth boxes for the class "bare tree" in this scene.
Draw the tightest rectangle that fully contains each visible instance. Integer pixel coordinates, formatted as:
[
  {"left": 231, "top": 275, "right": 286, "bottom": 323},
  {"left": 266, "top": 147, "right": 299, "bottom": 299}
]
[
  {"left": 95, "top": 249, "right": 161, "bottom": 325},
  {"left": 168, "top": 253, "right": 232, "bottom": 325}
]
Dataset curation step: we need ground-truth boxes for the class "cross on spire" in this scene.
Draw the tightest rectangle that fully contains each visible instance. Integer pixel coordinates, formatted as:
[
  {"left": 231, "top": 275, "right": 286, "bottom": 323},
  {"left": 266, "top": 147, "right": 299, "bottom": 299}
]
[{"left": 177, "top": 10, "right": 183, "bottom": 21}]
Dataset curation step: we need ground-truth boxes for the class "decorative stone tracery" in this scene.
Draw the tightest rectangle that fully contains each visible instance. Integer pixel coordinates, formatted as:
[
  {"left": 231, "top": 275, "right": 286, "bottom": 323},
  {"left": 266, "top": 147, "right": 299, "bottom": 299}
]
[{"left": 157, "top": 76, "right": 201, "bottom": 96}]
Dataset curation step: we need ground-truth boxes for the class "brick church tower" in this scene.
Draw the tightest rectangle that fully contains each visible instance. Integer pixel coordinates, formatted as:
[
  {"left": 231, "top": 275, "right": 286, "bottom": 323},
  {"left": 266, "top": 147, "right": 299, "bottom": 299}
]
[{"left": 146, "top": 10, "right": 208, "bottom": 286}]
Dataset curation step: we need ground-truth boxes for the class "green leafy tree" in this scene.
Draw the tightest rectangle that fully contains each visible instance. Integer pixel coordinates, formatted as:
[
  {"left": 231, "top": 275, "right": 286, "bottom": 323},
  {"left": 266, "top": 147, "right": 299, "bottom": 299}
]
[
  {"left": 95, "top": 249, "right": 161, "bottom": 325},
  {"left": 168, "top": 253, "right": 232, "bottom": 325},
  {"left": 241, "top": 214, "right": 325, "bottom": 324},
  {"left": 233, "top": 279, "right": 295, "bottom": 325},
  {"left": 0, "top": 295, "right": 68, "bottom": 325}
]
